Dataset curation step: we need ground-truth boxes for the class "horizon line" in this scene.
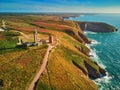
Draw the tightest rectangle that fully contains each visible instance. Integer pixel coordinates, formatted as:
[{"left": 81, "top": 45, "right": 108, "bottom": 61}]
[{"left": 0, "top": 12, "right": 120, "bottom": 14}]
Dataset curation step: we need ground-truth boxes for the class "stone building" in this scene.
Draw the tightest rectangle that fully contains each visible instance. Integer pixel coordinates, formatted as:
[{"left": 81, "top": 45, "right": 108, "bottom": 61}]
[
  {"left": 19, "top": 29, "right": 50, "bottom": 47},
  {"left": 49, "top": 35, "right": 53, "bottom": 44},
  {"left": 39, "top": 39, "right": 46, "bottom": 45}
]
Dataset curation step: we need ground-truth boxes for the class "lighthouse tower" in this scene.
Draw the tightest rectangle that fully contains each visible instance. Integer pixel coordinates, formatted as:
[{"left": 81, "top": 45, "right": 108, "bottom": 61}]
[
  {"left": 2, "top": 20, "right": 6, "bottom": 29},
  {"left": 33, "top": 29, "right": 38, "bottom": 43}
]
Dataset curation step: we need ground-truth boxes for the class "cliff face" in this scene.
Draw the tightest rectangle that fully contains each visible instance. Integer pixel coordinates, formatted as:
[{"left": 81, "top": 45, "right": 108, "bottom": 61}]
[
  {"left": 64, "top": 22, "right": 91, "bottom": 44},
  {"left": 78, "top": 22, "right": 117, "bottom": 32},
  {"left": 68, "top": 21, "right": 107, "bottom": 79},
  {"left": 84, "top": 61, "right": 106, "bottom": 79}
]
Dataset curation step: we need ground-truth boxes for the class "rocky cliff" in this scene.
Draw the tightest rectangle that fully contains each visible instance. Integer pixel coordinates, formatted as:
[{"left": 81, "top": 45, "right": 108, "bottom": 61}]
[{"left": 78, "top": 22, "right": 117, "bottom": 32}]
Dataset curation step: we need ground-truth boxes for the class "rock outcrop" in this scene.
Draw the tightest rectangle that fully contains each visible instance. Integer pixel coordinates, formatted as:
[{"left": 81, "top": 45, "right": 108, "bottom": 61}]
[
  {"left": 84, "top": 61, "right": 106, "bottom": 79},
  {"left": 78, "top": 22, "right": 117, "bottom": 32}
]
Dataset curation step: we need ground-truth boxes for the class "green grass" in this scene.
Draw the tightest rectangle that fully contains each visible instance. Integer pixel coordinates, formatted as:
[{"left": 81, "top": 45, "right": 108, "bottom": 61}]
[
  {"left": 0, "top": 31, "right": 21, "bottom": 52},
  {"left": 0, "top": 38, "right": 18, "bottom": 49},
  {"left": 3, "top": 31, "right": 20, "bottom": 37},
  {"left": 36, "top": 45, "right": 98, "bottom": 90},
  {"left": 0, "top": 37, "right": 18, "bottom": 50},
  {"left": 0, "top": 45, "right": 47, "bottom": 90},
  {"left": 36, "top": 82, "right": 51, "bottom": 90},
  {"left": 59, "top": 46, "right": 88, "bottom": 73},
  {"left": 0, "top": 14, "right": 102, "bottom": 90},
  {"left": 62, "top": 35, "right": 90, "bottom": 53}
]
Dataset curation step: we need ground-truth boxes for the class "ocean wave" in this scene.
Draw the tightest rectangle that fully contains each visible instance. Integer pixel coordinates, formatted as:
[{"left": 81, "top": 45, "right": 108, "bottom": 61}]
[
  {"left": 94, "top": 72, "right": 113, "bottom": 90},
  {"left": 68, "top": 17, "right": 74, "bottom": 20},
  {"left": 86, "top": 39, "right": 101, "bottom": 48},
  {"left": 86, "top": 39, "right": 105, "bottom": 68},
  {"left": 91, "top": 39, "right": 101, "bottom": 45},
  {"left": 86, "top": 39, "right": 113, "bottom": 90},
  {"left": 84, "top": 31, "right": 97, "bottom": 34},
  {"left": 89, "top": 48, "right": 106, "bottom": 69},
  {"left": 80, "top": 15, "right": 85, "bottom": 17},
  {"left": 94, "top": 72, "right": 113, "bottom": 83}
]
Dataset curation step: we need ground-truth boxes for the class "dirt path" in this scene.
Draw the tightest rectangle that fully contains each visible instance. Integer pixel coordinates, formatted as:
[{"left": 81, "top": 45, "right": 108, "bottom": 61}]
[
  {"left": 16, "top": 30, "right": 59, "bottom": 90},
  {"left": 28, "top": 39, "right": 59, "bottom": 90},
  {"left": 19, "top": 32, "right": 30, "bottom": 40}
]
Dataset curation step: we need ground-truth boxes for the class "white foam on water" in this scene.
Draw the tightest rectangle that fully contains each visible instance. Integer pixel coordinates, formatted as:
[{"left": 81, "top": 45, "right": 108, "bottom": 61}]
[
  {"left": 86, "top": 40, "right": 105, "bottom": 68},
  {"left": 80, "top": 15, "right": 85, "bottom": 17},
  {"left": 69, "top": 17, "right": 74, "bottom": 20},
  {"left": 91, "top": 39, "right": 101, "bottom": 45},
  {"left": 86, "top": 39, "right": 113, "bottom": 90},
  {"left": 94, "top": 72, "right": 113, "bottom": 90},
  {"left": 94, "top": 72, "right": 113, "bottom": 84},
  {"left": 84, "top": 31, "right": 97, "bottom": 35},
  {"left": 86, "top": 39, "right": 101, "bottom": 48},
  {"left": 89, "top": 48, "right": 106, "bottom": 69}
]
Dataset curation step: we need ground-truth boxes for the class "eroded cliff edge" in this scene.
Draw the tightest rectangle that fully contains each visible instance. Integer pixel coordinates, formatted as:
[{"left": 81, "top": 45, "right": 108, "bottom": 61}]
[{"left": 78, "top": 22, "right": 117, "bottom": 32}]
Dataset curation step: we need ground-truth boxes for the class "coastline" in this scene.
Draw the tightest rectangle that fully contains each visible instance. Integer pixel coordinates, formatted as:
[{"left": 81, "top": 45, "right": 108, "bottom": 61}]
[
  {"left": 64, "top": 15, "right": 116, "bottom": 88},
  {"left": 64, "top": 16, "right": 108, "bottom": 79},
  {"left": 85, "top": 37, "right": 113, "bottom": 89},
  {"left": 1, "top": 13, "right": 119, "bottom": 89}
]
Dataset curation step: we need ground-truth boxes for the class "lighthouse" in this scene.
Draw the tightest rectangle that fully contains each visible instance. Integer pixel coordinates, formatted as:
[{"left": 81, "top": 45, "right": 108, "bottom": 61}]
[
  {"left": 33, "top": 29, "right": 38, "bottom": 43},
  {"left": 2, "top": 20, "right": 6, "bottom": 29}
]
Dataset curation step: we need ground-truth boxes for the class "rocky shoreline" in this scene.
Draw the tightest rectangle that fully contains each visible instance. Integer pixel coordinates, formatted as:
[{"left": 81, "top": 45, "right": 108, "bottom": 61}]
[
  {"left": 75, "top": 21, "right": 111, "bottom": 79},
  {"left": 63, "top": 15, "right": 117, "bottom": 79},
  {"left": 85, "top": 41, "right": 107, "bottom": 79}
]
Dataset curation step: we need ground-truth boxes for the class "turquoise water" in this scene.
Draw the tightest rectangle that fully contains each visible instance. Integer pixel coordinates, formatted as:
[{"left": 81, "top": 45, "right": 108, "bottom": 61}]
[{"left": 68, "top": 14, "right": 120, "bottom": 90}]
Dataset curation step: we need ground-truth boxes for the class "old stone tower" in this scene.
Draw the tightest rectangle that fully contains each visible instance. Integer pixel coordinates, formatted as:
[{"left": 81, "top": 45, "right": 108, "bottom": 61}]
[
  {"left": 33, "top": 29, "right": 38, "bottom": 43},
  {"left": 49, "top": 35, "right": 53, "bottom": 44}
]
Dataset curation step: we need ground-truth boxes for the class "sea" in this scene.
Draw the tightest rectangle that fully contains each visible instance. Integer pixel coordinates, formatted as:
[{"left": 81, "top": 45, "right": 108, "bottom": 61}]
[{"left": 67, "top": 14, "right": 120, "bottom": 90}]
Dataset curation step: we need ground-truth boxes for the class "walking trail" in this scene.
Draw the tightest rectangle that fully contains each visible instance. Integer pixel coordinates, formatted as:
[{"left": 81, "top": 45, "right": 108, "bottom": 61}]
[
  {"left": 16, "top": 31, "right": 58, "bottom": 90},
  {"left": 28, "top": 38, "right": 59, "bottom": 90}
]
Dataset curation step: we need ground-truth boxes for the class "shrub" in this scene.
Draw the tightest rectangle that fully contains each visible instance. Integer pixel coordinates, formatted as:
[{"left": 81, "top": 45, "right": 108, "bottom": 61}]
[
  {"left": 0, "top": 38, "right": 18, "bottom": 50},
  {"left": 4, "top": 31, "right": 20, "bottom": 38}
]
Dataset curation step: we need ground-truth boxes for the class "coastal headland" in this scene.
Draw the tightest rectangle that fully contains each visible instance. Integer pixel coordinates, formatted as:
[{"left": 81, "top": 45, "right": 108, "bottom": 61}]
[
  {"left": 78, "top": 22, "right": 117, "bottom": 32},
  {"left": 0, "top": 13, "right": 116, "bottom": 90}
]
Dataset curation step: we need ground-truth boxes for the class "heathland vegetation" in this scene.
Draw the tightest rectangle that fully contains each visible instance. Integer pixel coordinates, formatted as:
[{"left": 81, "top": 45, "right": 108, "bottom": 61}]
[{"left": 0, "top": 14, "right": 106, "bottom": 90}]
